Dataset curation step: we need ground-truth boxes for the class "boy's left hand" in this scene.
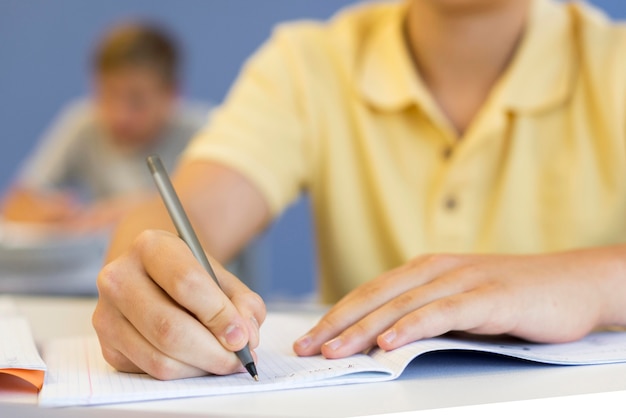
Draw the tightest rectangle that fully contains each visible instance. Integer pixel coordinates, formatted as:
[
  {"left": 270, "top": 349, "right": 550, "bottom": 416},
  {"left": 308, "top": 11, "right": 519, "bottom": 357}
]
[{"left": 294, "top": 248, "right": 626, "bottom": 359}]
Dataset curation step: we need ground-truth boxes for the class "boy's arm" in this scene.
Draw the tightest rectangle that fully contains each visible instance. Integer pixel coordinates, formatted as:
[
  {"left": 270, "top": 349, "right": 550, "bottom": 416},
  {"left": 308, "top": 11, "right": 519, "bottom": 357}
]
[{"left": 106, "top": 160, "right": 271, "bottom": 263}]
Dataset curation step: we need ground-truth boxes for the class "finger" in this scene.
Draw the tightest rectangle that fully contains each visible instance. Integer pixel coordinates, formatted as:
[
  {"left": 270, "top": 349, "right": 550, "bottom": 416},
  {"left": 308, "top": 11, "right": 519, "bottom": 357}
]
[
  {"left": 93, "top": 303, "right": 143, "bottom": 374},
  {"left": 100, "top": 346, "right": 143, "bottom": 374},
  {"left": 218, "top": 267, "right": 266, "bottom": 349},
  {"left": 294, "top": 254, "right": 465, "bottom": 356},
  {"left": 98, "top": 252, "right": 243, "bottom": 376},
  {"left": 136, "top": 230, "right": 251, "bottom": 352},
  {"left": 319, "top": 273, "right": 475, "bottom": 359},
  {"left": 93, "top": 300, "right": 207, "bottom": 379},
  {"left": 377, "top": 290, "right": 501, "bottom": 351}
]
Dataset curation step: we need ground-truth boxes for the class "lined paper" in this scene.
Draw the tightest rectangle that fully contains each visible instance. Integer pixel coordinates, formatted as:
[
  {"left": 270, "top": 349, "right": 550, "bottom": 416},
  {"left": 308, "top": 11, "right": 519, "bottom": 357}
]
[
  {"left": 39, "top": 313, "right": 391, "bottom": 407},
  {"left": 39, "top": 313, "right": 626, "bottom": 407}
]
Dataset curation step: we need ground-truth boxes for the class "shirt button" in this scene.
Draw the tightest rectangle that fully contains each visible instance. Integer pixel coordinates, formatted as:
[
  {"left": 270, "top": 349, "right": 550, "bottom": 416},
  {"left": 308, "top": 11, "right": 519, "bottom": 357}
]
[{"left": 444, "top": 196, "right": 458, "bottom": 211}]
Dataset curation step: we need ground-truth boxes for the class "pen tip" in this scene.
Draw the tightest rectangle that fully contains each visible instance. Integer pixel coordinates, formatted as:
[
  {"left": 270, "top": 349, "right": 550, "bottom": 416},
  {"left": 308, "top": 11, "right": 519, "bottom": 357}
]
[{"left": 245, "top": 362, "right": 259, "bottom": 381}]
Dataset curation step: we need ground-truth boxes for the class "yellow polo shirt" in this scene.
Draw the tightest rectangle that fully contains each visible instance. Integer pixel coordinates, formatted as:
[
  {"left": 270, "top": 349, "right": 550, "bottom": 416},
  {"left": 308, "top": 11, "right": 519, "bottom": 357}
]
[{"left": 185, "top": 0, "right": 626, "bottom": 302}]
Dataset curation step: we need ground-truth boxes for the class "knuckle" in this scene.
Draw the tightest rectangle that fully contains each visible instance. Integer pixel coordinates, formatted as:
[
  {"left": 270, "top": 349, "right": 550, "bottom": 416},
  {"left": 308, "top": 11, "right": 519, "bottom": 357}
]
[
  {"left": 91, "top": 306, "right": 106, "bottom": 334},
  {"left": 96, "top": 262, "right": 123, "bottom": 298},
  {"left": 100, "top": 345, "right": 142, "bottom": 374},
  {"left": 246, "top": 290, "right": 265, "bottom": 311},
  {"left": 153, "top": 314, "right": 180, "bottom": 349},
  {"left": 232, "top": 289, "right": 265, "bottom": 312},
  {"left": 436, "top": 297, "right": 461, "bottom": 316},
  {"left": 355, "top": 281, "right": 384, "bottom": 300},
  {"left": 170, "top": 268, "right": 202, "bottom": 301},
  {"left": 133, "top": 229, "right": 155, "bottom": 252},
  {"left": 440, "top": 265, "right": 482, "bottom": 289},
  {"left": 133, "top": 229, "right": 165, "bottom": 256},
  {"left": 350, "top": 321, "right": 369, "bottom": 335},
  {"left": 318, "top": 313, "right": 343, "bottom": 332},
  {"left": 407, "top": 308, "right": 444, "bottom": 338},
  {"left": 146, "top": 352, "right": 179, "bottom": 381},
  {"left": 245, "top": 291, "right": 267, "bottom": 323},
  {"left": 391, "top": 292, "right": 417, "bottom": 311},
  {"left": 346, "top": 321, "right": 375, "bottom": 343},
  {"left": 101, "top": 347, "right": 126, "bottom": 371}
]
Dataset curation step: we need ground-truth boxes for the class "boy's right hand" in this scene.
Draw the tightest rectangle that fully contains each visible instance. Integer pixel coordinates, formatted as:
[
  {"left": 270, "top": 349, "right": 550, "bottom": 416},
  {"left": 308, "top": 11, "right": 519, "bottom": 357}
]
[{"left": 92, "top": 229, "right": 266, "bottom": 380}]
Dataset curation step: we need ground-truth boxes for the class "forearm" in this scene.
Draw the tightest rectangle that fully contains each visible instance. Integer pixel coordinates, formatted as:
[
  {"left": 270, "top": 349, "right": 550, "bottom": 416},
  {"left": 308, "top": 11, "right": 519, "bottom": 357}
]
[{"left": 104, "top": 196, "right": 175, "bottom": 261}]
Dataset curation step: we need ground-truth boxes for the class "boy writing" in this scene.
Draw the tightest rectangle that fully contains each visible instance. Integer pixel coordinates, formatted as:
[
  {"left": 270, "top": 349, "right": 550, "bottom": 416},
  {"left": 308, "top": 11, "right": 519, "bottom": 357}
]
[{"left": 93, "top": 0, "right": 626, "bottom": 379}]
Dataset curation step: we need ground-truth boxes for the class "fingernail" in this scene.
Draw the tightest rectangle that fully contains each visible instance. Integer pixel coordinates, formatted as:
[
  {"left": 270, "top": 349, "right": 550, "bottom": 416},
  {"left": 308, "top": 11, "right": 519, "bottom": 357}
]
[
  {"left": 380, "top": 329, "right": 396, "bottom": 345},
  {"left": 225, "top": 324, "right": 245, "bottom": 346},
  {"left": 324, "top": 336, "right": 343, "bottom": 351},
  {"left": 295, "top": 334, "right": 312, "bottom": 350}
]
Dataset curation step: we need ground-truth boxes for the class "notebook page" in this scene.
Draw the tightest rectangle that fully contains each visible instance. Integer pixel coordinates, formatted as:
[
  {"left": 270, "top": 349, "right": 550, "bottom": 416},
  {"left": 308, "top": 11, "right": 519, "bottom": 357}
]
[
  {"left": 0, "top": 317, "right": 47, "bottom": 390},
  {"left": 39, "top": 313, "right": 392, "bottom": 407},
  {"left": 368, "top": 331, "right": 626, "bottom": 379}
]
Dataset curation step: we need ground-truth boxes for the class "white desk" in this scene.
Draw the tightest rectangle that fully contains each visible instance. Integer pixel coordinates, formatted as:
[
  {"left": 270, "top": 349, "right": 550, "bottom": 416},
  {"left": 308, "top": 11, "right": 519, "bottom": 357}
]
[{"left": 3, "top": 296, "right": 626, "bottom": 417}]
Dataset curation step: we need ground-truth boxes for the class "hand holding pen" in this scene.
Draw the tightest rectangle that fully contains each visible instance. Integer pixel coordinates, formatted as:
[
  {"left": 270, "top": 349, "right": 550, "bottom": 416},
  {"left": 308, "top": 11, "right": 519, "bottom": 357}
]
[
  {"left": 147, "top": 155, "right": 260, "bottom": 380},
  {"left": 92, "top": 157, "right": 265, "bottom": 381}
]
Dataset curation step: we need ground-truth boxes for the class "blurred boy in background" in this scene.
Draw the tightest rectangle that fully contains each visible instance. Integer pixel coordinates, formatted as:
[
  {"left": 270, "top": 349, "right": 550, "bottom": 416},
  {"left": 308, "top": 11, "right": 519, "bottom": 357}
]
[{"left": 1, "top": 22, "right": 208, "bottom": 232}]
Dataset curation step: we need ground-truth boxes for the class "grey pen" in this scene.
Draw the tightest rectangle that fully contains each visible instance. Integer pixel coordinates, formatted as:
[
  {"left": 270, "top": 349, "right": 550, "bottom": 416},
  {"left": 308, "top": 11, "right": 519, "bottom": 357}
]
[{"left": 146, "top": 155, "right": 259, "bottom": 381}]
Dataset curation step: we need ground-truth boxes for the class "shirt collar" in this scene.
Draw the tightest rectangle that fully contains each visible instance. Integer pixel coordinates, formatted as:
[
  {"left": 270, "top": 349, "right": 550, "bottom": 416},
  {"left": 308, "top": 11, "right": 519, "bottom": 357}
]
[{"left": 356, "top": 0, "right": 577, "bottom": 115}]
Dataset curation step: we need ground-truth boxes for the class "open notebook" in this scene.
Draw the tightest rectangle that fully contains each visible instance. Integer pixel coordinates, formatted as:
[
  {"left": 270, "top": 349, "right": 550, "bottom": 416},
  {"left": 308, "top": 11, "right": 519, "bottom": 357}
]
[
  {"left": 0, "top": 298, "right": 47, "bottom": 391},
  {"left": 39, "top": 312, "right": 626, "bottom": 407}
]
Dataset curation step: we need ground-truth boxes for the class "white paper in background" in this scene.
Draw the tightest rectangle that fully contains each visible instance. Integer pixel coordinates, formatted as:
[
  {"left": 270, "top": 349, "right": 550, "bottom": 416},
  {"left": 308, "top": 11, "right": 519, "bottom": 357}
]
[
  {"left": 0, "top": 297, "right": 18, "bottom": 316},
  {"left": 0, "top": 221, "right": 108, "bottom": 295},
  {"left": 0, "top": 317, "right": 46, "bottom": 370}
]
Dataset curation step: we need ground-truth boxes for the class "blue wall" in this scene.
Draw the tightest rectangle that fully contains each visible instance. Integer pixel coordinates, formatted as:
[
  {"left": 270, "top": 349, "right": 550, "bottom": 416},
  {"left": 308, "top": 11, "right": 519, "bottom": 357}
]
[
  {"left": 0, "top": 0, "right": 356, "bottom": 300},
  {"left": 0, "top": 0, "right": 625, "bottom": 298}
]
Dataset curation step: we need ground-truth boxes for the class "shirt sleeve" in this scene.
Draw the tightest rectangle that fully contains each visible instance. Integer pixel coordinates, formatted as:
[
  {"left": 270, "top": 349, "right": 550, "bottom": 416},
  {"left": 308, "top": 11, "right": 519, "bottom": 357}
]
[
  {"left": 182, "top": 26, "right": 311, "bottom": 218},
  {"left": 18, "top": 100, "right": 91, "bottom": 191}
]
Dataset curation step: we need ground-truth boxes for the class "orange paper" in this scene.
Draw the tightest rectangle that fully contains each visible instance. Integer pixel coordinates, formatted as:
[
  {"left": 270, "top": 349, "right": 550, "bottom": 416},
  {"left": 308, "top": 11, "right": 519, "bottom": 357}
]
[{"left": 0, "top": 369, "right": 45, "bottom": 391}]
